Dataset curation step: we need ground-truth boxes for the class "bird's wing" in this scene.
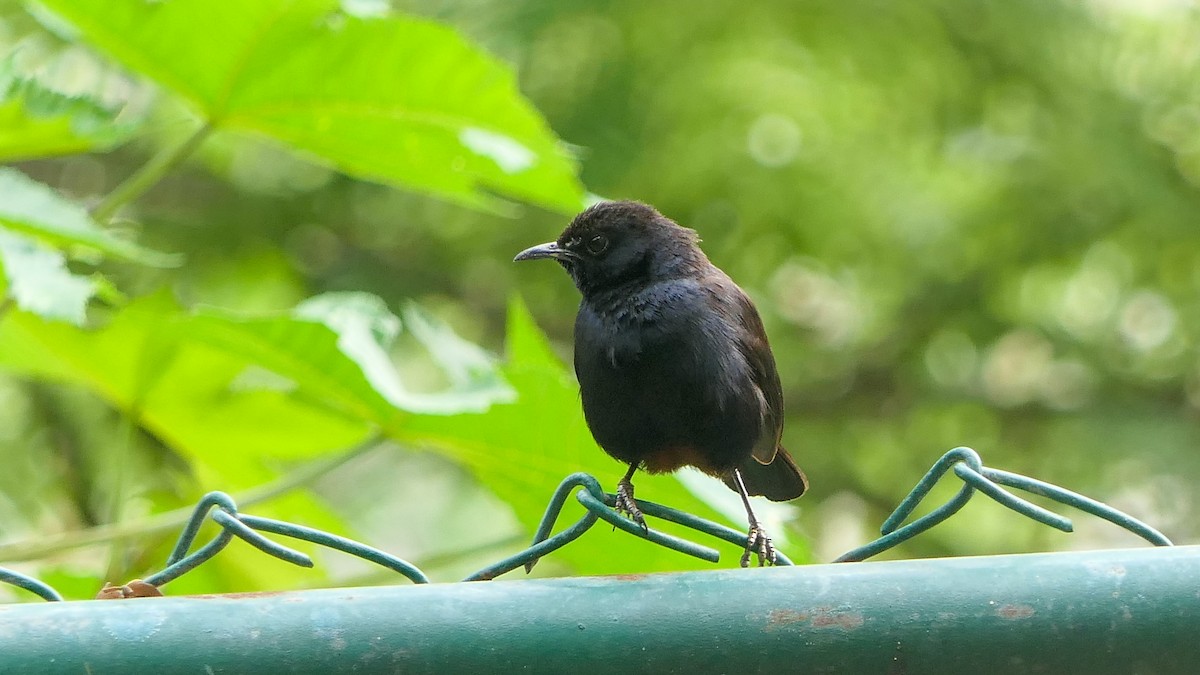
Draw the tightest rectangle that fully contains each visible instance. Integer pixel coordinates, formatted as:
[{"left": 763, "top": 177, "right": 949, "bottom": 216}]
[{"left": 730, "top": 285, "right": 786, "bottom": 465}]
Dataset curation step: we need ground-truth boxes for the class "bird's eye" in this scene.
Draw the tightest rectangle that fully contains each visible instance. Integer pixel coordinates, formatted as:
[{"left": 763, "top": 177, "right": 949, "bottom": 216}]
[{"left": 586, "top": 234, "right": 608, "bottom": 255}]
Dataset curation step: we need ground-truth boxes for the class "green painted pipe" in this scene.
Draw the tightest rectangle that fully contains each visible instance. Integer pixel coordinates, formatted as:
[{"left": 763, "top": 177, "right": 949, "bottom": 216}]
[{"left": 2, "top": 546, "right": 1197, "bottom": 674}]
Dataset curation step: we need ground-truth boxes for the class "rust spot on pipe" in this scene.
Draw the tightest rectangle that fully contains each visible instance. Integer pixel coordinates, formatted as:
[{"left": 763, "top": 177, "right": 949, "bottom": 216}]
[
  {"left": 766, "top": 607, "right": 863, "bottom": 631},
  {"left": 996, "top": 604, "right": 1035, "bottom": 620},
  {"left": 812, "top": 608, "right": 865, "bottom": 630},
  {"left": 611, "top": 574, "right": 648, "bottom": 582},
  {"left": 188, "top": 590, "right": 290, "bottom": 600},
  {"left": 765, "top": 609, "right": 809, "bottom": 630}
]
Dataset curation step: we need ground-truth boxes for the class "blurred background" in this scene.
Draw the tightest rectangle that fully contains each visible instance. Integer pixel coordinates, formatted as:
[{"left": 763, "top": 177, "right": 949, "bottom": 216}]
[{"left": 1, "top": 0, "right": 1198, "bottom": 596}]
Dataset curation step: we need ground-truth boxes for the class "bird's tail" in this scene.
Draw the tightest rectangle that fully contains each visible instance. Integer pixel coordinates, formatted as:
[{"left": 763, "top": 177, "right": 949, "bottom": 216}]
[{"left": 724, "top": 447, "right": 808, "bottom": 501}]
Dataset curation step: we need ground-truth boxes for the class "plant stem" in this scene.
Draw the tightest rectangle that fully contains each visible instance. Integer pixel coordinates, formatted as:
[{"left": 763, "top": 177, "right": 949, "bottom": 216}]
[
  {"left": 102, "top": 410, "right": 140, "bottom": 580},
  {"left": 0, "top": 434, "right": 384, "bottom": 564},
  {"left": 91, "top": 122, "right": 214, "bottom": 223}
]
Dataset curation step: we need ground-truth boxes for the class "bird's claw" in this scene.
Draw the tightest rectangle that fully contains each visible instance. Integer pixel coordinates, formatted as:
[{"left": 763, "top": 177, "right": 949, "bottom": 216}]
[
  {"left": 615, "top": 479, "right": 649, "bottom": 535},
  {"left": 741, "top": 522, "right": 776, "bottom": 567}
]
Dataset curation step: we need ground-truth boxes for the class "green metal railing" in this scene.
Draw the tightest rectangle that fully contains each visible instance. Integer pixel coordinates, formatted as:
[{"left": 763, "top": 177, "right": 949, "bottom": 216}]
[
  {"left": 3, "top": 546, "right": 1198, "bottom": 673},
  {"left": 0, "top": 447, "right": 1187, "bottom": 673}
]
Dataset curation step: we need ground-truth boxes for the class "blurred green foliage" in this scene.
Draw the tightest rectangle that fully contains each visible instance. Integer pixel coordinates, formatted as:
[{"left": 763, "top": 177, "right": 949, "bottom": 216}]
[{"left": 0, "top": 0, "right": 1197, "bottom": 598}]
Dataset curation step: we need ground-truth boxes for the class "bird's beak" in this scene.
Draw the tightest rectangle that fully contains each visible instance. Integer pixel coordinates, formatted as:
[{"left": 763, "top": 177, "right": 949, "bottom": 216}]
[{"left": 513, "top": 241, "right": 567, "bottom": 262}]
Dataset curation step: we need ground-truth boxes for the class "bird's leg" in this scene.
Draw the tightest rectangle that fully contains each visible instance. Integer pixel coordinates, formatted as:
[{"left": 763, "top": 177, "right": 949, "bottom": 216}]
[
  {"left": 732, "top": 468, "right": 776, "bottom": 567},
  {"left": 615, "top": 463, "right": 648, "bottom": 534}
]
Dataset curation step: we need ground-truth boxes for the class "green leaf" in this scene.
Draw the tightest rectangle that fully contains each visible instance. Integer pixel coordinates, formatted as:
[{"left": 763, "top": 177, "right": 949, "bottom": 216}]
[
  {"left": 397, "top": 297, "right": 756, "bottom": 575},
  {"left": 195, "top": 292, "right": 513, "bottom": 419},
  {"left": 0, "top": 229, "right": 95, "bottom": 325},
  {"left": 0, "top": 54, "right": 136, "bottom": 161},
  {"left": 35, "top": 0, "right": 585, "bottom": 212},
  {"left": 0, "top": 291, "right": 511, "bottom": 487},
  {"left": 400, "top": 302, "right": 515, "bottom": 413},
  {"left": 0, "top": 168, "right": 178, "bottom": 265},
  {"left": 0, "top": 293, "right": 362, "bottom": 490}
]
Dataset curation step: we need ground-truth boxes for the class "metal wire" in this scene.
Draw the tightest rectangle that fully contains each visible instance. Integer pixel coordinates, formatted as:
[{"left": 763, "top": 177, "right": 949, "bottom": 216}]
[
  {"left": 834, "top": 446, "right": 1173, "bottom": 562},
  {"left": 981, "top": 467, "right": 1172, "bottom": 546},
  {"left": 0, "top": 566, "right": 63, "bottom": 602},
  {"left": 0, "top": 447, "right": 1173, "bottom": 601},
  {"left": 464, "top": 471, "right": 794, "bottom": 580},
  {"left": 240, "top": 514, "right": 430, "bottom": 583}
]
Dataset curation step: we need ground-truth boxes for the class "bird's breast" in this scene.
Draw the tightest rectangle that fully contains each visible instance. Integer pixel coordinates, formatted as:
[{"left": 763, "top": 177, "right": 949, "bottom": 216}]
[{"left": 572, "top": 286, "right": 763, "bottom": 472}]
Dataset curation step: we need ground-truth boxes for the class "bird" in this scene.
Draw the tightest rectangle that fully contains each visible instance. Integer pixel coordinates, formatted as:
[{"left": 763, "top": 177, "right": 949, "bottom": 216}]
[{"left": 514, "top": 200, "right": 807, "bottom": 566}]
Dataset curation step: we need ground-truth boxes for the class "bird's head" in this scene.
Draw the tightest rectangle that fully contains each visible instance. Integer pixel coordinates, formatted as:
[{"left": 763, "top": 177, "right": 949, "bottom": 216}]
[{"left": 514, "top": 200, "right": 703, "bottom": 297}]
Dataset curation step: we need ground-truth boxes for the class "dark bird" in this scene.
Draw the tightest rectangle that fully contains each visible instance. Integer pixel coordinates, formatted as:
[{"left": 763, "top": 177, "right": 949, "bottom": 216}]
[{"left": 514, "top": 200, "right": 807, "bottom": 566}]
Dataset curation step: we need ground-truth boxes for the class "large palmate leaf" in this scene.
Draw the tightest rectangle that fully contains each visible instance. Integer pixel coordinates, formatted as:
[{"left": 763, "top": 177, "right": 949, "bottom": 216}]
[
  {"left": 0, "top": 230, "right": 95, "bottom": 325},
  {"left": 0, "top": 291, "right": 511, "bottom": 487},
  {"left": 190, "top": 292, "right": 512, "bottom": 424},
  {"left": 0, "top": 55, "right": 136, "bottom": 161},
  {"left": 34, "top": 0, "right": 585, "bottom": 212},
  {"left": 0, "top": 169, "right": 175, "bottom": 323},
  {"left": 0, "top": 168, "right": 176, "bottom": 265}
]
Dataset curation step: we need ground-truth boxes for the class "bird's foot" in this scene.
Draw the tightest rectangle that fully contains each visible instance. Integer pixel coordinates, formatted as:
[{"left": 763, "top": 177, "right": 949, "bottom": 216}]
[
  {"left": 741, "top": 521, "right": 777, "bottom": 568},
  {"left": 615, "top": 478, "right": 649, "bottom": 534}
]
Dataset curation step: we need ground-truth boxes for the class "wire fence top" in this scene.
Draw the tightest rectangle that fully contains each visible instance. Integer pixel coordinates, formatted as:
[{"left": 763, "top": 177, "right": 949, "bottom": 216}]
[{"left": 0, "top": 446, "right": 1174, "bottom": 602}]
